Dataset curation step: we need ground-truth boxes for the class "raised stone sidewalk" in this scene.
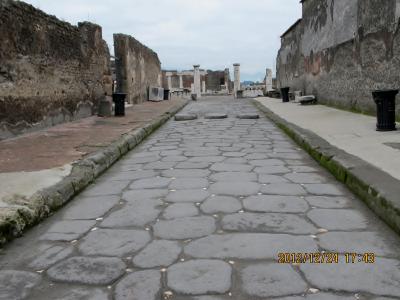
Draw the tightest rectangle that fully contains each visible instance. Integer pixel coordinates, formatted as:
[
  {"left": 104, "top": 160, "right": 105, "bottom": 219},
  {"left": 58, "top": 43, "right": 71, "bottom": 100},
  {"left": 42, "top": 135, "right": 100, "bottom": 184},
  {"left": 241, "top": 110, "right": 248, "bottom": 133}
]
[
  {"left": 0, "top": 96, "right": 399, "bottom": 299},
  {"left": 0, "top": 98, "right": 188, "bottom": 245},
  {"left": 254, "top": 97, "right": 400, "bottom": 235}
]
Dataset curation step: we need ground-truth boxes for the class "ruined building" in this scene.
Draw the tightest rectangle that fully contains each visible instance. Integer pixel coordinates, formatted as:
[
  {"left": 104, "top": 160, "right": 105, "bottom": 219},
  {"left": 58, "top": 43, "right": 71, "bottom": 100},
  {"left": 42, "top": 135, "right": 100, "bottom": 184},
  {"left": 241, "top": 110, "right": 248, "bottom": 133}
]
[
  {"left": 0, "top": 0, "right": 164, "bottom": 139},
  {"left": 114, "top": 34, "right": 162, "bottom": 104},
  {"left": 277, "top": 0, "right": 400, "bottom": 116},
  {"left": 162, "top": 68, "right": 231, "bottom": 94},
  {"left": 0, "top": 0, "right": 112, "bottom": 139}
]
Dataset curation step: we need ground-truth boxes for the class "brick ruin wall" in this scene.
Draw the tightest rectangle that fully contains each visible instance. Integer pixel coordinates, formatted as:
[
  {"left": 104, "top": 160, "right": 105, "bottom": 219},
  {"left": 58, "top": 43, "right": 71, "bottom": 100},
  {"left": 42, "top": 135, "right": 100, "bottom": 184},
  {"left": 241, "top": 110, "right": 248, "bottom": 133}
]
[
  {"left": 0, "top": 0, "right": 112, "bottom": 139},
  {"left": 114, "top": 34, "right": 161, "bottom": 104},
  {"left": 277, "top": 0, "right": 400, "bottom": 116}
]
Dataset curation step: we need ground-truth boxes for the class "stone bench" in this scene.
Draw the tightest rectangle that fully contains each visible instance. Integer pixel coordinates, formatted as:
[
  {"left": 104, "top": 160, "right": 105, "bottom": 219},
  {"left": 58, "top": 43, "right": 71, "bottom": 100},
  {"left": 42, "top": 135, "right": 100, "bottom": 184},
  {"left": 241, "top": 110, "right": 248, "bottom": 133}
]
[{"left": 299, "top": 95, "right": 317, "bottom": 105}]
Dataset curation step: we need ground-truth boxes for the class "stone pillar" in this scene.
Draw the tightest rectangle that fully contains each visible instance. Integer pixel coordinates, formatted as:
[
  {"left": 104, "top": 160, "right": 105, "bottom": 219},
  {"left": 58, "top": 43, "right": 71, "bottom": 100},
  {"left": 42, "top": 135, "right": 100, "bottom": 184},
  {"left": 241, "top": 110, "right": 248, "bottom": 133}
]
[
  {"left": 193, "top": 65, "right": 201, "bottom": 98},
  {"left": 202, "top": 81, "right": 206, "bottom": 93},
  {"left": 233, "top": 63, "right": 241, "bottom": 97},
  {"left": 265, "top": 68, "right": 273, "bottom": 91},
  {"left": 166, "top": 72, "right": 172, "bottom": 90},
  {"left": 179, "top": 74, "right": 183, "bottom": 89}
]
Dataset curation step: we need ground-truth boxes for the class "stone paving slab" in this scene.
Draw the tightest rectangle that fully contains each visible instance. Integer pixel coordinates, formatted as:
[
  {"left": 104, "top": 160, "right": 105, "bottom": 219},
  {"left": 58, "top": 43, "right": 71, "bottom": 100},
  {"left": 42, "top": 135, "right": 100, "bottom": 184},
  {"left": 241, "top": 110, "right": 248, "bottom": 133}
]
[
  {"left": 0, "top": 98, "right": 188, "bottom": 245},
  {"left": 254, "top": 98, "right": 400, "bottom": 236},
  {"left": 0, "top": 96, "right": 400, "bottom": 300}
]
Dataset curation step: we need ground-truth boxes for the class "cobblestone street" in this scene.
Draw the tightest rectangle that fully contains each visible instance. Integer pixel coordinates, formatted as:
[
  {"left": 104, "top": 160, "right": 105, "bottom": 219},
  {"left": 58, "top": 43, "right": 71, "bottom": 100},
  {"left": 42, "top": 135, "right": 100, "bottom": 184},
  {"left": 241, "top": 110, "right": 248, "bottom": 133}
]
[{"left": 1, "top": 96, "right": 400, "bottom": 300}]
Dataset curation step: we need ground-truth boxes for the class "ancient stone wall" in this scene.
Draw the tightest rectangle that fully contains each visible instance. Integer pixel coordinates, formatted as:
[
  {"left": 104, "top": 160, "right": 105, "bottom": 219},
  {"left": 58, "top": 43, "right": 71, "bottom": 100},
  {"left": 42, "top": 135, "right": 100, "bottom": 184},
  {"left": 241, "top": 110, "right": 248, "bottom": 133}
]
[
  {"left": 206, "top": 70, "right": 226, "bottom": 92},
  {"left": 0, "top": 0, "right": 112, "bottom": 139},
  {"left": 277, "top": 0, "right": 400, "bottom": 116},
  {"left": 114, "top": 34, "right": 161, "bottom": 104}
]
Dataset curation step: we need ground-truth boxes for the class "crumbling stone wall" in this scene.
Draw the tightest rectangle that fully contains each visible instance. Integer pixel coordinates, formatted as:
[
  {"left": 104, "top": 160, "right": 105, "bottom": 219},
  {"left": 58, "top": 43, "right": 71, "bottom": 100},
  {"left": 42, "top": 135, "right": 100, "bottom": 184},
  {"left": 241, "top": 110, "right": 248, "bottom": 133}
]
[
  {"left": 277, "top": 0, "right": 400, "bottom": 116},
  {"left": 114, "top": 34, "right": 161, "bottom": 104},
  {"left": 0, "top": 0, "right": 112, "bottom": 139}
]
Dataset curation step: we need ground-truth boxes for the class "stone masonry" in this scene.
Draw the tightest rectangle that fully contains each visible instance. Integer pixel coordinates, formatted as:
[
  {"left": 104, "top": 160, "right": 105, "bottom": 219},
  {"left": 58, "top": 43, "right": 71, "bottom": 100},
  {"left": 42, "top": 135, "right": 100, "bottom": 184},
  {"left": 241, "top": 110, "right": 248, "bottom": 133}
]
[
  {"left": 114, "top": 34, "right": 162, "bottom": 104},
  {"left": 0, "top": 96, "right": 399, "bottom": 300},
  {"left": 0, "top": 0, "right": 112, "bottom": 139},
  {"left": 277, "top": 0, "right": 400, "bottom": 117}
]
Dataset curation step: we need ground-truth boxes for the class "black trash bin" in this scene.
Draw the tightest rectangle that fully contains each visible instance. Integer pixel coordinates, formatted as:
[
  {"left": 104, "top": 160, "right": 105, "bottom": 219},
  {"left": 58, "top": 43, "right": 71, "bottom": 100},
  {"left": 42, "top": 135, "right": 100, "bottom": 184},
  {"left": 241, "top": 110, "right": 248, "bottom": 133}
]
[
  {"left": 112, "top": 93, "right": 127, "bottom": 117},
  {"left": 164, "top": 89, "right": 170, "bottom": 100},
  {"left": 372, "top": 89, "right": 398, "bottom": 131},
  {"left": 281, "top": 87, "right": 290, "bottom": 103}
]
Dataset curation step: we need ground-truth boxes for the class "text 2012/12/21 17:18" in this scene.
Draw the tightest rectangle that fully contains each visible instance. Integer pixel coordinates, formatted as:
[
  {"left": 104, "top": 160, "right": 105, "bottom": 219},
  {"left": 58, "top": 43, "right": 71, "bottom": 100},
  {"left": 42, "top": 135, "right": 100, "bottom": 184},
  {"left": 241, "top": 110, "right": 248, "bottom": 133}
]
[{"left": 277, "top": 252, "right": 376, "bottom": 264}]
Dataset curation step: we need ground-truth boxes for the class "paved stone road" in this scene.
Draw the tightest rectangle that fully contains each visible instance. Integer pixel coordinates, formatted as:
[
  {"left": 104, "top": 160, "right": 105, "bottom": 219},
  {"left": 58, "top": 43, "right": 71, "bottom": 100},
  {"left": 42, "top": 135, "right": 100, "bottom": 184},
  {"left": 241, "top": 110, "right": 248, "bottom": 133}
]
[{"left": 1, "top": 96, "right": 400, "bottom": 300}]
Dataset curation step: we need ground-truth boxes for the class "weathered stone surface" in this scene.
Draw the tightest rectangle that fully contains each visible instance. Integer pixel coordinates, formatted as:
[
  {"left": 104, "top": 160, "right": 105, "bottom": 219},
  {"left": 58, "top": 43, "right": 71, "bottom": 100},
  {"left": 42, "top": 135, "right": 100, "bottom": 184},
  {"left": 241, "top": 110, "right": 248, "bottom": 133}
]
[
  {"left": 244, "top": 195, "right": 309, "bottom": 213},
  {"left": 185, "top": 234, "right": 318, "bottom": 259},
  {"left": 175, "top": 162, "right": 210, "bottom": 169},
  {"left": 167, "top": 260, "right": 231, "bottom": 295},
  {"left": 210, "top": 163, "right": 252, "bottom": 172},
  {"left": 47, "top": 285, "right": 109, "bottom": 300},
  {"left": 284, "top": 173, "right": 326, "bottom": 184},
  {"left": 78, "top": 229, "right": 150, "bottom": 256},
  {"left": 40, "top": 220, "right": 96, "bottom": 241},
  {"left": 62, "top": 196, "right": 120, "bottom": 220},
  {"left": 123, "top": 189, "right": 168, "bottom": 200},
  {"left": 162, "top": 156, "right": 188, "bottom": 162},
  {"left": 175, "top": 114, "right": 198, "bottom": 121},
  {"left": 82, "top": 181, "right": 130, "bottom": 197},
  {"left": 307, "top": 294, "right": 356, "bottom": 300},
  {"left": 187, "top": 156, "right": 225, "bottom": 163},
  {"left": 254, "top": 166, "right": 291, "bottom": 174},
  {"left": 260, "top": 183, "right": 307, "bottom": 195},
  {"left": 101, "top": 199, "right": 162, "bottom": 227},
  {"left": 289, "top": 165, "right": 317, "bottom": 173},
  {"left": 133, "top": 240, "right": 181, "bottom": 268},
  {"left": 319, "top": 232, "right": 400, "bottom": 257},
  {"left": 47, "top": 256, "right": 126, "bottom": 285},
  {"left": 163, "top": 203, "right": 199, "bottom": 219},
  {"left": 205, "top": 113, "right": 228, "bottom": 119},
  {"left": 237, "top": 113, "right": 259, "bottom": 119},
  {"left": 154, "top": 216, "right": 216, "bottom": 239},
  {"left": 305, "top": 196, "right": 350, "bottom": 208},
  {"left": 0, "top": 270, "right": 41, "bottom": 300},
  {"left": 114, "top": 270, "right": 161, "bottom": 300},
  {"left": 166, "top": 190, "right": 209, "bottom": 203},
  {"left": 209, "top": 181, "right": 260, "bottom": 196},
  {"left": 222, "top": 213, "right": 316, "bottom": 234},
  {"left": 122, "top": 155, "right": 160, "bottom": 164},
  {"left": 241, "top": 264, "right": 307, "bottom": 297},
  {"left": 307, "top": 209, "right": 368, "bottom": 230},
  {"left": 184, "top": 150, "right": 221, "bottom": 157},
  {"left": 258, "top": 174, "right": 290, "bottom": 183},
  {"left": 201, "top": 196, "right": 242, "bottom": 214},
  {"left": 169, "top": 178, "right": 209, "bottom": 189},
  {"left": 143, "top": 161, "right": 177, "bottom": 170},
  {"left": 42, "top": 287, "right": 109, "bottom": 300},
  {"left": 163, "top": 169, "right": 211, "bottom": 178},
  {"left": 222, "top": 152, "right": 246, "bottom": 157},
  {"left": 249, "top": 159, "right": 285, "bottom": 166},
  {"left": 102, "top": 170, "right": 157, "bottom": 182},
  {"left": 29, "top": 245, "right": 74, "bottom": 269},
  {"left": 129, "top": 177, "right": 172, "bottom": 189},
  {"left": 210, "top": 172, "right": 257, "bottom": 182},
  {"left": 300, "top": 257, "right": 400, "bottom": 297},
  {"left": 303, "top": 184, "right": 344, "bottom": 196}
]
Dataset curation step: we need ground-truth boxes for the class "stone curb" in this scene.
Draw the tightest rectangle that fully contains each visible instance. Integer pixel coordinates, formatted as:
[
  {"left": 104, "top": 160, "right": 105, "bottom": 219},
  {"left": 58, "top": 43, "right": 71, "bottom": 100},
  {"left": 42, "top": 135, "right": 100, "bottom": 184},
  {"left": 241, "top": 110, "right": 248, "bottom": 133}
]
[
  {"left": 0, "top": 100, "right": 189, "bottom": 245},
  {"left": 253, "top": 99, "right": 400, "bottom": 235}
]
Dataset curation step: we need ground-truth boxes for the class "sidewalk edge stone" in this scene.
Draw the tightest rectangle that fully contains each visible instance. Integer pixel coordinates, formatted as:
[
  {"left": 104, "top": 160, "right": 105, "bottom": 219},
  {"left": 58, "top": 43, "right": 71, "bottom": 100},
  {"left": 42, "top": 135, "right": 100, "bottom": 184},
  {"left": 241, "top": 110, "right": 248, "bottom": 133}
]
[
  {"left": 253, "top": 99, "right": 400, "bottom": 236},
  {"left": 0, "top": 100, "right": 188, "bottom": 246}
]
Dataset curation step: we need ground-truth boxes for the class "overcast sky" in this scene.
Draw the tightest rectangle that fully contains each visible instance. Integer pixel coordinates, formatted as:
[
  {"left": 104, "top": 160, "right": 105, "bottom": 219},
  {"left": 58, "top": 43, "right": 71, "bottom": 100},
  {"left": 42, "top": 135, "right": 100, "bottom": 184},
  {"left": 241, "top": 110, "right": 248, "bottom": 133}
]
[{"left": 24, "top": 0, "right": 301, "bottom": 81}]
